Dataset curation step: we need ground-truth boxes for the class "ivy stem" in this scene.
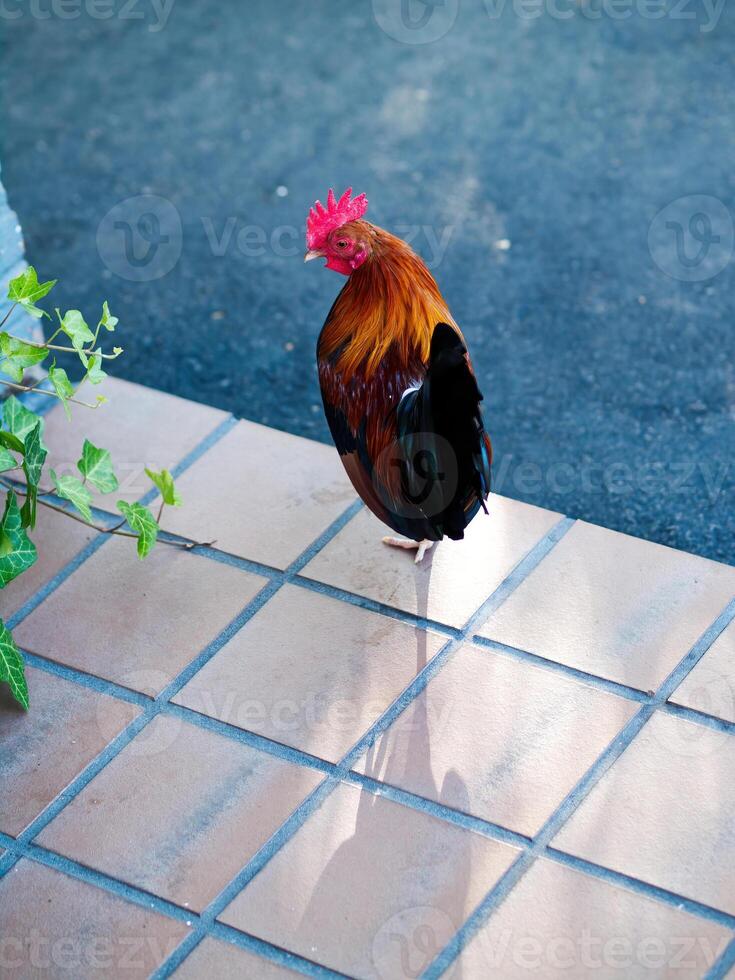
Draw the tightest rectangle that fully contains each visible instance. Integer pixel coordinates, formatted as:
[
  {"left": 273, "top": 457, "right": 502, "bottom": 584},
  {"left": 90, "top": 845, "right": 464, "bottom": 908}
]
[
  {"left": 0, "top": 303, "right": 18, "bottom": 330},
  {"left": 0, "top": 481, "right": 212, "bottom": 551},
  {"left": 12, "top": 335, "right": 122, "bottom": 359},
  {"left": 0, "top": 378, "right": 101, "bottom": 409}
]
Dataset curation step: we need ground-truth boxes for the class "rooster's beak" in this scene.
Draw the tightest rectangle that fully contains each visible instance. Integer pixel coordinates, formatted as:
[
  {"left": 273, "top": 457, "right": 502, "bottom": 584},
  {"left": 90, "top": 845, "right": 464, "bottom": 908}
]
[{"left": 304, "top": 249, "right": 324, "bottom": 263}]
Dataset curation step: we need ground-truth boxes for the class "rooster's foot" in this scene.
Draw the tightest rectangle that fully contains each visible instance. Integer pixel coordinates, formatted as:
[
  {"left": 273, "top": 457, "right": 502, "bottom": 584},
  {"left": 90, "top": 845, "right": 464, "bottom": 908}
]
[{"left": 382, "top": 536, "right": 435, "bottom": 563}]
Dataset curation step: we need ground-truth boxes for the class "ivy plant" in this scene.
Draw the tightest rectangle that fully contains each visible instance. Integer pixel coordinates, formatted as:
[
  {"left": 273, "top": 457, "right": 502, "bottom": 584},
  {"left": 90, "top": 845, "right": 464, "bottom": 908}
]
[{"left": 0, "top": 268, "right": 187, "bottom": 709}]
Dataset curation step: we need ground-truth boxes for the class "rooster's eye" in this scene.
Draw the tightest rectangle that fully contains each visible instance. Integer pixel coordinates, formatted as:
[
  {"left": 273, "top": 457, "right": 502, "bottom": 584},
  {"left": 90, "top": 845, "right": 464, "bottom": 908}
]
[{"left": 337, "top": 240, "right": 347, "bottom": 249}]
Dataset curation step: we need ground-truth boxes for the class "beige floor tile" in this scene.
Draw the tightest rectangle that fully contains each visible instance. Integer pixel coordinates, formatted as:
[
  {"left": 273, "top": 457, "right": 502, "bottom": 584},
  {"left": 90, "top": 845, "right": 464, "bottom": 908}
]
[
  {"left": 554, "top": 711, "right": 735, "bottom": 914},
  {"left": 173, "top": 585, "right": 446, "bottom": 763},
  {"left": 40, "top": 377, "right": 228, "bottom": 507},
  {"left": 302, "top": 496, "right": 562, "bottom": 628},
  {"left": 160, "top": 420, "right": 355, "bottom": 568},
  {"left": 173, "top": 939, "right": 300, "bottom": 979},
  {"left": 0, "top": 860, "right": 189, "bottom": 979},
  {"left": 221, "top": 781, "right": 519, "bottom": 978},
  {"left": 671, "top": 619, "right": 735, "bottom": 724},
  {"left": 478, "top": 521, "right": 735, "bottom": 690},
  {"left": 14, "top": 536, "right": 266, "bottom": 694},
  {"left": 0, "top": 505, "right": 97, "bottom": 618},
  {"left": 353, "top": 644, "right": 637, "bottom": 836},
  {"left": 37, "top": 715, "right": 323, "bottom": 911},
  {"left": 0, "top": 666, "right": 139, "bottom": 836},
  {"left": 458, "top": 858, "right": 731, "bottom": 979}
]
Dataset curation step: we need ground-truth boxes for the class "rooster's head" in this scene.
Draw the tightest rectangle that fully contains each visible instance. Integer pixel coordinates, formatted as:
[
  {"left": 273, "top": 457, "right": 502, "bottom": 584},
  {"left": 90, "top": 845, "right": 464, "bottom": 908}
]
[{"left": 304, "top": 187, "right": 370, "bottom": 276}]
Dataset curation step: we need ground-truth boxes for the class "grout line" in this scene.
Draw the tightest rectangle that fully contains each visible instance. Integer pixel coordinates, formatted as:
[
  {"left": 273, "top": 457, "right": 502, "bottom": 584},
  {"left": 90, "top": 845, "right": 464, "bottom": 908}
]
[
  {"left": 661, "top": 700, "right": 735, "bottom": 736},
  {"left": 474, "top": 636, "right": 735, "bottom": 734},
  {"left": 423, "top": 595, "right": 735, "bottom": 979},
  {"left": 704, "top": 935, "right": 735, "bottom": 980},
  {"left": 471, "top": 636, "right": 652, "bottom": 703},
  {"left": 343, "top": 770, "right": 532, "bottom": 850},
  {"left": 205, "top": 921, "right": 352, "bottom": 979},
  {"left": 656, "top": 598, "right": 735, "bottom": 701},
  {"left": 163, "top": 701, "right": 335, "bottom": 775},
  {"left": 0, "top": 833, "right": 194, "bottom": 924},
  {"left": 19, "top": 649, "right": 151, "bottom": 707},
  {"left": 293, "top": 573, "right": 460, "bottom": 638},
  {"left": 173, "top": 541, "right": 281, "bottom": 579},
  {"left": 154, "top": 578, "right": 285, "bottom": 702},
  {"left": 545, "top": 849, "right": 735, "bottom": 930}
]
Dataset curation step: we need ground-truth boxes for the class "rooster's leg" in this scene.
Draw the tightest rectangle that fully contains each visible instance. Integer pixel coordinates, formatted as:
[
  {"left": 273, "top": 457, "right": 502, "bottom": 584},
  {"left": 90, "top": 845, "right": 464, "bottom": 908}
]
[{"left": 382, "top": 536, "right": 435, "bottom": 564}]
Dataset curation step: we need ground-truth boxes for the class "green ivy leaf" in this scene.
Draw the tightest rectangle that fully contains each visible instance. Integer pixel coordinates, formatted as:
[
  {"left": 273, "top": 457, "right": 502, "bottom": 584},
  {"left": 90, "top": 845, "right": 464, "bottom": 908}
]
[
  {"left": 0, "top": 431, "right": 24, "bottom": 455},
  {"left": 20, "top": 487, "right": 36, "bottom": 531},
  {"left": 0, "top": 447, "right": 18, "bottom": 472},
  {"left": 100, "top": 301, "right": 118, "bottom": 331},
  {"left": 78, "top": 439, "right": 118, "bottom": 494},
  {"left": 50, "top": 469, "right": 93, "bottom": 523},
  {"left": 3, "top": 396, "right": 46, "bottom": 450},
  {"left": 59, "top": 309, "right": 94, "bottom": 356},
  {"left": 7, "top": 267, "right": 57, "bottom": 319},
  {"left": 48, "top": 361, "right": 74, "bottom": 420},
  {"left": 145, "top": 468, "right": 182, "bottom": 507},
  {"left": 0, "top": 490, "right": 38, "bottom": 587},
  {"left": 117, "top": 501, "right": 158, "bottom": 558},
  {"left": 0, "top": 618, "right": 28, "bottom": 709},
  {"left": 23, "top": 421, "right": 47, "bottom": 489},
  {"left": 21, "top": 421, "right": 47, "bottom": 529},
  {"left": 0, "top": 333, "right": 48, "bottom": 382},
  {"left": 85, "top": 349, "right": 107, "bottom": 385}
]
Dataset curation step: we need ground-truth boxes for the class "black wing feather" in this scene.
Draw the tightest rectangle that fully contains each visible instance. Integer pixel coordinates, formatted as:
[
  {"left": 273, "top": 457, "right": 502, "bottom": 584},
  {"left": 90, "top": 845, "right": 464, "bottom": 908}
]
[{"left": 395, "top": 323, "right": 491, "bottom": 541}]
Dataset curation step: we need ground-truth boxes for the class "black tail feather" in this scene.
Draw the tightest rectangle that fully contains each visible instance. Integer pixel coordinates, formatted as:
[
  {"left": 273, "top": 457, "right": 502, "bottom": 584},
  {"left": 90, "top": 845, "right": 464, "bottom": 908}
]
[{"left": 395, "top": 323, "right": 492, "bottom": 541}]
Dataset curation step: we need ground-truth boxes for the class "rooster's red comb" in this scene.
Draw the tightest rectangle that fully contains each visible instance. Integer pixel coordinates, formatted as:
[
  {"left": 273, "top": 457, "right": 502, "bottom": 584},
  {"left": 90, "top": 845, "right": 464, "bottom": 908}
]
[{"left": 306, "top": 187, "right": 368, "bottom": 250}]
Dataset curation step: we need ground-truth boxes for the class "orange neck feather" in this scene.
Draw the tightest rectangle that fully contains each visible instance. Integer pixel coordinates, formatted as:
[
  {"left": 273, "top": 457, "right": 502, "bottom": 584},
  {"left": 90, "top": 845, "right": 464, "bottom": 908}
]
[{"left": 319, "top": 223, "right": 456, "bottom": 381}]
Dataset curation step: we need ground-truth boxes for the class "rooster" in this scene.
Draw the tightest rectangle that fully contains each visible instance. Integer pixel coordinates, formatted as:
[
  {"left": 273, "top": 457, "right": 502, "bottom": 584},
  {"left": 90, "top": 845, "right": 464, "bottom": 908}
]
[{"left": 305, "top": 188, "right": 492, "bottom": 562}]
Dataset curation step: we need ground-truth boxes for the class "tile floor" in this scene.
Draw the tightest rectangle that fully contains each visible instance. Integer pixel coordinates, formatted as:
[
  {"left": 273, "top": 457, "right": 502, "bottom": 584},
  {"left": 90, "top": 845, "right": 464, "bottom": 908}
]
[{"left": 0, "top": 380, "right": 734, "bottom": 979}]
